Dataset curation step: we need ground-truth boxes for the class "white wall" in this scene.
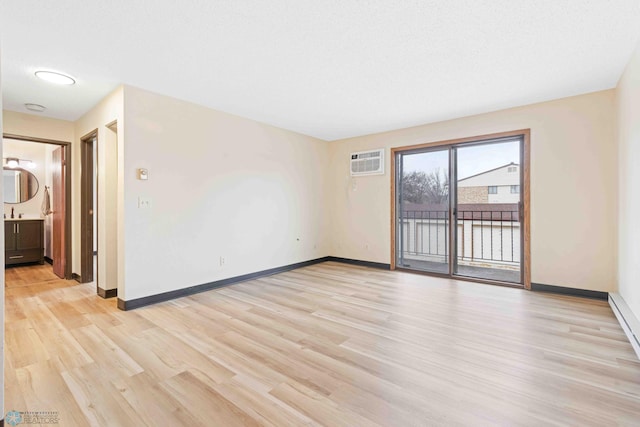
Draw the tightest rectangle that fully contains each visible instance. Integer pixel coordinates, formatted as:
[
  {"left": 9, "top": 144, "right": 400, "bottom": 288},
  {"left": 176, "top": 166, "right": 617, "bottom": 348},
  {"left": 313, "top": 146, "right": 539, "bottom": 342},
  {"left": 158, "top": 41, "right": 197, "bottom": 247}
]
[
  {"left": 330, "top": 90, "right": 617, "bottom": 292},
  {"left": 74, "top": 87, "right": 123, "bottom": 291},
  {"left": 103, "top": 124, "right": 118, "bottom": 291},
  {"left": 120, "top": 86, "right": 330, "bottom": 301},
  {"left": 617, "top": 38, "right": 640, "bottom": 321},
  {"left": 3, "top": 110, "right": 75, "bottom": 142},
  {"left": 3, "top": 139, "right": 48, "bottom": 218}
]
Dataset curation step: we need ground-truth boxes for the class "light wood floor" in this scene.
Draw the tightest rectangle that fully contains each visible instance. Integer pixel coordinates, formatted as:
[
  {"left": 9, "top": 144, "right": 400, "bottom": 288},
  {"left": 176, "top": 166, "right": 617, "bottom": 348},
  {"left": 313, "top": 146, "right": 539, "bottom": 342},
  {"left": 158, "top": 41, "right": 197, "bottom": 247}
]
[{"left": 5, "top": 262, "right": 640, "bottom": 426}]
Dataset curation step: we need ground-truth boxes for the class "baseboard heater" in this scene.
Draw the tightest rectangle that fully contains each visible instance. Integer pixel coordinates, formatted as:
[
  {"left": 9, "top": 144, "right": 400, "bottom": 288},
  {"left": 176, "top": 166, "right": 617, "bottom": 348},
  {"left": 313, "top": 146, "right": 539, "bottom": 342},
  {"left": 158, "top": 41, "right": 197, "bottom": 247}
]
[{"left": 609, "top": 293, "right": 640, "bottom": 360}]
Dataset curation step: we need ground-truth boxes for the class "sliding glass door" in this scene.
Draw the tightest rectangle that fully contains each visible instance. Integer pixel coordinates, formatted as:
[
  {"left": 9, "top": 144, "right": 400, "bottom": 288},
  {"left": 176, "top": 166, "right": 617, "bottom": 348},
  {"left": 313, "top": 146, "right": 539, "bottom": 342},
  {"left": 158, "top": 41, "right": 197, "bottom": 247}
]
[
  {"left": 395, "top": 148, "right": 450, "bottom": 275},
  {"left": 453, "top": 139, "right": 522, "bottom": 283},
  {"left": 395, "top": 135, "right": 524, "bottom": 286}
]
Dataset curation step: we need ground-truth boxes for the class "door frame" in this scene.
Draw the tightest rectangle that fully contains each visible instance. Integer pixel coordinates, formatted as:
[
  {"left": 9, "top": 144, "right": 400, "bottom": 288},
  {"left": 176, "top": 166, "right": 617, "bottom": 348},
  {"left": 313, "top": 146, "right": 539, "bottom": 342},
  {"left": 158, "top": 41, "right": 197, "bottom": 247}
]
[
  {"left": 390, "top": 129, "right": 531, "bottom": 289},
  {"left": 80, "top": 130, "right": 97, "bottom": 284},
  {"left": 2, "top": 133, "right": 73, "bottom": 280}
]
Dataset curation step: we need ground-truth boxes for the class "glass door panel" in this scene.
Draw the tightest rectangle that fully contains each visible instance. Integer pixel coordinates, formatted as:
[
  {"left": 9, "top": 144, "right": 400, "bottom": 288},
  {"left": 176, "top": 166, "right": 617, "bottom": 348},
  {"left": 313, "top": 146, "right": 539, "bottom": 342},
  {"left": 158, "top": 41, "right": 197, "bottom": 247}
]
[
  {"left": 453, "top": 139, "right": 522, "bottom": 283},
  {"left": 396, "top": 149, "right": 450, "bottom": 274}
]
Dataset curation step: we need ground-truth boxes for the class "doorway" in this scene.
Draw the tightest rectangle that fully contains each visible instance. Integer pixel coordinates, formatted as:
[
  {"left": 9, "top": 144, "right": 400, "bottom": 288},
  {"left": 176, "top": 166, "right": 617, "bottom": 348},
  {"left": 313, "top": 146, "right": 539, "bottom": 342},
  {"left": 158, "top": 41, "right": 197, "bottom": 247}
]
[
  {"left": 80, "top": 131, "right": 97, "bottom": 285},
  {"left": 391, "top": 130, "right": 530, "bottom": 288},
  {"left": 2, "top": 134, "right": 72, "bottom": 280}
]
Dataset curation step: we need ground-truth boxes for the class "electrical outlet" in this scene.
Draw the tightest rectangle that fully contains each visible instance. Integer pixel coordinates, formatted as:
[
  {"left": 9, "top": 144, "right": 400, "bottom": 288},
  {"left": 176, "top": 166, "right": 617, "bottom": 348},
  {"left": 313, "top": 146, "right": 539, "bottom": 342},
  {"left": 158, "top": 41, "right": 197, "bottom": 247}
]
[
  {"left": 138, "top": 197, "right": 152, "bottom": 208},
  {"left": 219, "top": 256, "right": 226, "bottom": 266}
]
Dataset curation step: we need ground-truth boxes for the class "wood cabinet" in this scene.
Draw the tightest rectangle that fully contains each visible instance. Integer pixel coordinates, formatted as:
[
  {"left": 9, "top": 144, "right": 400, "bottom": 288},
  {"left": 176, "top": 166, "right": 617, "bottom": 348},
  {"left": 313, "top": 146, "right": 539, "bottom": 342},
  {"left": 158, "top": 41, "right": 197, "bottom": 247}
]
[{"left": 5, "top": 219, "right": 44, "bottom": 266}]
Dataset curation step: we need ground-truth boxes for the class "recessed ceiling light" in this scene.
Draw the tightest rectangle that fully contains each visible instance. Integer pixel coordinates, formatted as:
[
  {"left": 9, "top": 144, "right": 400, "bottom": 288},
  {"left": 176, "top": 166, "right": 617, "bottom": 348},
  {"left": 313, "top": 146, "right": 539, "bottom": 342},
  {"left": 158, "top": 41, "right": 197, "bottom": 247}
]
[
  {"left": 25, "top": 103, "right": 46, "bottom": 112},
  {"left": 35, "top": 70, "right": 75, "bottom": 85}
]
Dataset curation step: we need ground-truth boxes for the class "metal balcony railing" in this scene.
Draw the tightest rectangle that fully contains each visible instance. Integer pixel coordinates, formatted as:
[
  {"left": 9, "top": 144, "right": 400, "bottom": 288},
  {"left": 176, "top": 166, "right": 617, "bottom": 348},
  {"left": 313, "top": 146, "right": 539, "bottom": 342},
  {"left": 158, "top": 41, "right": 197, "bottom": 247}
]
[{"left": 399, "top": 209, "right": 520, "bottom": 266}]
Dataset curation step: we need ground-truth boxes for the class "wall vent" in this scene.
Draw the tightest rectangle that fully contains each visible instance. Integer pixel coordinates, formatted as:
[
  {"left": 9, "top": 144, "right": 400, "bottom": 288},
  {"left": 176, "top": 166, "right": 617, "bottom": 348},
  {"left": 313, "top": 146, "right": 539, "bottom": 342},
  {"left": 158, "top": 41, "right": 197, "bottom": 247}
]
[{"left": 350, "top": 149, "right": 384, "bottom": 176}]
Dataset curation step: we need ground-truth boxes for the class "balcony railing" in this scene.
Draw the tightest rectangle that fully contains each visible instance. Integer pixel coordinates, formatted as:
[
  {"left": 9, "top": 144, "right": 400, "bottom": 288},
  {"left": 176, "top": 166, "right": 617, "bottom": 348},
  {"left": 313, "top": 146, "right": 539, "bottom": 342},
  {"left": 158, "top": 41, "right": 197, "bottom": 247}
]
[{"left": 399, "top": 209, "right": 520, "bottom": 269}]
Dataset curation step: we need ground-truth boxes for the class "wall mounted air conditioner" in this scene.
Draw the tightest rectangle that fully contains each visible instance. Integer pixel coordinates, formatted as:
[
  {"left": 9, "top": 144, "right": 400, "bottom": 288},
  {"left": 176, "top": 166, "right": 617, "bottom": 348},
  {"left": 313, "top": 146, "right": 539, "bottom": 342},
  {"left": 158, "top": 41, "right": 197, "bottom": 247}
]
[{"left": 350, "top": 149, "right": 384, "bottom": 176}]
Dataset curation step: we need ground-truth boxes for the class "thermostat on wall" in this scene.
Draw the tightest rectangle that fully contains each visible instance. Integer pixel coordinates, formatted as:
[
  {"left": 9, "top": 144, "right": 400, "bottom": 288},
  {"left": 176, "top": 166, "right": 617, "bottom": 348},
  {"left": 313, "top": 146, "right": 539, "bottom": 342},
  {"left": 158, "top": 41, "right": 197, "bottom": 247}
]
[{"left": 137, "top": 168, "right": 148, "bottom": 180}]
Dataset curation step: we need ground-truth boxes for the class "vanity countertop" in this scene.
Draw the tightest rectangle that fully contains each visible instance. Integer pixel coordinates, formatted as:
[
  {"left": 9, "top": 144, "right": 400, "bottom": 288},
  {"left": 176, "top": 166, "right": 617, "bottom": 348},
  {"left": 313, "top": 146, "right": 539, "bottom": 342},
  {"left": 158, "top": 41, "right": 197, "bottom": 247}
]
[{"left": 5, "top": 217, "right": 45, "bottom": 221}]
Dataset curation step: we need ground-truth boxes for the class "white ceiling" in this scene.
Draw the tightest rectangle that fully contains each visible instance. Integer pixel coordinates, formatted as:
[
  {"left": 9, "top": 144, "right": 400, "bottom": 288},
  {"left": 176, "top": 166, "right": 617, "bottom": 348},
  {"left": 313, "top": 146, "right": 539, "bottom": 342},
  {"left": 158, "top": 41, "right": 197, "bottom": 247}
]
[{"left": 2, "top": 1, "right": 640, "bottom": 141}]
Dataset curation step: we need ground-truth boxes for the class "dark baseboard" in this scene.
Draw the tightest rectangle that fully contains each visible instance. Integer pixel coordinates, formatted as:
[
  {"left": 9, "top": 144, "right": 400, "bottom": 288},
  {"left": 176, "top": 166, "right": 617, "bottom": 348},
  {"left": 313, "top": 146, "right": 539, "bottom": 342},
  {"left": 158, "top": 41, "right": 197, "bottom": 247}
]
[
  {"left": 326, "top": 256, "right": 391, "bottom": 270},
  {"left": 117, "top": 256, "right": 332, "bottom": 311},
  {"left": 117, "top": 255, "right": 393, "bottom": 311},
  {"left": 72, "top": 273, "right": 81, "bottom": 282},
  {"left": 44, "top": 256, "right": 53, "bottom": 265},
  {"left": 531, "top": 282, "right": 608, "bottom": 300},
  {"left": 97, "top": 287, "right": 118, "bottom": 299}
]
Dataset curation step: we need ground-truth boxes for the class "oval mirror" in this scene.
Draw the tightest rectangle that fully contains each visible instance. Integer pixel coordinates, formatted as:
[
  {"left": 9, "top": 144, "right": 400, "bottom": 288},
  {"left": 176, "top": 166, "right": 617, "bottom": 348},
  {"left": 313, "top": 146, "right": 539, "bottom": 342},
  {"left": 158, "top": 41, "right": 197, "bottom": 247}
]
[{"left": 3, "top": 167, "right": 40, "bottom": 204}]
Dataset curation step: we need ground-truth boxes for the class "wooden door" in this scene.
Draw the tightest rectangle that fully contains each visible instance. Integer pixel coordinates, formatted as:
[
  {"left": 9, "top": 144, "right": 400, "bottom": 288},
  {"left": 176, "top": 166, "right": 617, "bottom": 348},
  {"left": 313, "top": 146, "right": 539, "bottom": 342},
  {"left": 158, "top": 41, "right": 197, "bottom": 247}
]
[{"left": 52, "top": 147, "right": 66, "bottom": 278}]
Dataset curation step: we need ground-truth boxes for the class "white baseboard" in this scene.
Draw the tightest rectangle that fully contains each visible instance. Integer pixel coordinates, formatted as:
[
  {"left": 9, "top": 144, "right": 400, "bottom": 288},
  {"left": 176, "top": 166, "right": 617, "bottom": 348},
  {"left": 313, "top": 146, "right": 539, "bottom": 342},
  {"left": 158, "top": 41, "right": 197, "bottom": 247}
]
[{"left": 609, "top": 293, "right": 640, "bottom": 360}]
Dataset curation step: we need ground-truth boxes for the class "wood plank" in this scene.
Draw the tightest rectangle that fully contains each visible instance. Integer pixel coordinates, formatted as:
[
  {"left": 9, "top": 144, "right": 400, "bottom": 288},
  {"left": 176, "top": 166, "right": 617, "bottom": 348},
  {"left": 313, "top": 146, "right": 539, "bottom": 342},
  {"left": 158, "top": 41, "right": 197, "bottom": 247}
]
[{"left": 5, "top": 261, "right": 640, "bottom": 425}]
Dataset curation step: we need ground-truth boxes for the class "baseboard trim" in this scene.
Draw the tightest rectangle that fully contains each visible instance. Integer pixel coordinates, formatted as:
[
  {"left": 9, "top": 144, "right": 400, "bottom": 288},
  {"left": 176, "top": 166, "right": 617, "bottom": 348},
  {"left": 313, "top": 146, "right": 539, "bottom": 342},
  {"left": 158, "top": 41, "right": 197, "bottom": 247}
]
[
  {"left": 97, "top": 287, "right": 118, "bottom": 299},
  {"left": 44, "top": 256, "right": 53, "bottom": 265},
  {"left": 531, "top": 282, "right": 608, "bottom": 300},
  {"left": 609, "top": 293, "right": 640, "bottom": 360},
  {"left": 72, "top": 273, "right": 81, "bottom": 282},
  {"left": 326, "top": 256, "right": 391, "bottom": 270},
  {"left": 117, "top": 256, "right": 332, "bottom": 310}
]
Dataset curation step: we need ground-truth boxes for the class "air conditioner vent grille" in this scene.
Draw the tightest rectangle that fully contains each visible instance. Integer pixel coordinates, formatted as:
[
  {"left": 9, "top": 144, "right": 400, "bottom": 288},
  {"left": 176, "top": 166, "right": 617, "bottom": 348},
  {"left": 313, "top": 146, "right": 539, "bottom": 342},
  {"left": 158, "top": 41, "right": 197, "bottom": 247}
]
[{"left": 350, "top": 149, "right": 384, "bottom": 176}]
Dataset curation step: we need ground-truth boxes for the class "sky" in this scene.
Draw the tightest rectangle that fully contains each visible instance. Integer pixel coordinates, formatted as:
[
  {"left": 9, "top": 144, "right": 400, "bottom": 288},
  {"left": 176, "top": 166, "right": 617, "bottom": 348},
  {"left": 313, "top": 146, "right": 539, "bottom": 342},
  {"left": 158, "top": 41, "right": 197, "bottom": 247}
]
[{"left": 402, "top": 139, "right": 520, "bottom": 180}]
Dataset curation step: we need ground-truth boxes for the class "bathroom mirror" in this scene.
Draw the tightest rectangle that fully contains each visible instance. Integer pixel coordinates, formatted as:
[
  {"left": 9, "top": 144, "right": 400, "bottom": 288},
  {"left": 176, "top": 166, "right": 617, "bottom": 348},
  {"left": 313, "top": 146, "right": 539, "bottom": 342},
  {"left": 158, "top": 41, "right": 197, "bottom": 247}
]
[{"left": 3, "top": 167, "right": 40, "bottom": 204}]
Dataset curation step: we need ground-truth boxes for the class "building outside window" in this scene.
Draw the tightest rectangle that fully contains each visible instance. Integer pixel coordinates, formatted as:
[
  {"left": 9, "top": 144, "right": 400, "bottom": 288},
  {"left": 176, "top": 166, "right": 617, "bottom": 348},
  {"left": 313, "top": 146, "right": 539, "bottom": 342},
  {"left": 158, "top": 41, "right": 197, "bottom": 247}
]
[
  {"left": 511, "top": 185, "right": 520, "bottom": 194},
  {"left": 488, "top": 186, "right": 498, "bottom": 194}
]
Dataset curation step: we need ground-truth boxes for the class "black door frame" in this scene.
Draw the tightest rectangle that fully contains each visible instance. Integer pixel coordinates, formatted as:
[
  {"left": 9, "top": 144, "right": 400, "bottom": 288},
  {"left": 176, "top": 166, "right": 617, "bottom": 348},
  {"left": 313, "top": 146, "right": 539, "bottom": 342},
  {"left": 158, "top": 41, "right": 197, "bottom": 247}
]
[{"left": 80, "top": 130, "right": 97, "bottom": 284}]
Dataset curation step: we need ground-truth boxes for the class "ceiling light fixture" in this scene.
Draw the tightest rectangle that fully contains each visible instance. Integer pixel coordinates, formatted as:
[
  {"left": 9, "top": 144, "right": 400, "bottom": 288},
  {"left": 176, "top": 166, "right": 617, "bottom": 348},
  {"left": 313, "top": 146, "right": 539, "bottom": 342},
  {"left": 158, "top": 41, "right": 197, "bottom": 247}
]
[
  {"left": 24, "top": 103, "right": 46, "bottom": 112},
  {"left": 5, "top": 158, "right": 20, "bottom": 168},
  {"left": 3, "top": 157, "right": 37, "bottom": 169},
  {"left": 35, "top": 70, "right": 75, "bottom": 85}
]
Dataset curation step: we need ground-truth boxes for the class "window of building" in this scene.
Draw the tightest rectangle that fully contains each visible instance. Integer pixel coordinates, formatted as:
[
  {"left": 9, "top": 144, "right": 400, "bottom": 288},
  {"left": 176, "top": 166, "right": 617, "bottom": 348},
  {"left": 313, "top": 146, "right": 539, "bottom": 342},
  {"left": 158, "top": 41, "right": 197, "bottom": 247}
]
[
  {"left": 508, "top": 166, "right": 517, "bottom": 173},
  {"left": 511, "top": 185, "right": 520, "bottom": 194},
  {"left": 488, "top": 186, "right": 498, "bottom": 194}
]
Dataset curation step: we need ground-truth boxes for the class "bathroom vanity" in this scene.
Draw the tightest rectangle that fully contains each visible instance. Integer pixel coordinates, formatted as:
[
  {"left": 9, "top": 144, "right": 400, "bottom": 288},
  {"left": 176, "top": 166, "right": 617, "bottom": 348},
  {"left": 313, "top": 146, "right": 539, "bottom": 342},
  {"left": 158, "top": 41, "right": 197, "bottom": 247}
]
[
  {"left": 5, "top": 219, "right": 44, "bottom": 266},
  {"left": 3, "top": 165, "right": 45, "bottom": 266}
]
